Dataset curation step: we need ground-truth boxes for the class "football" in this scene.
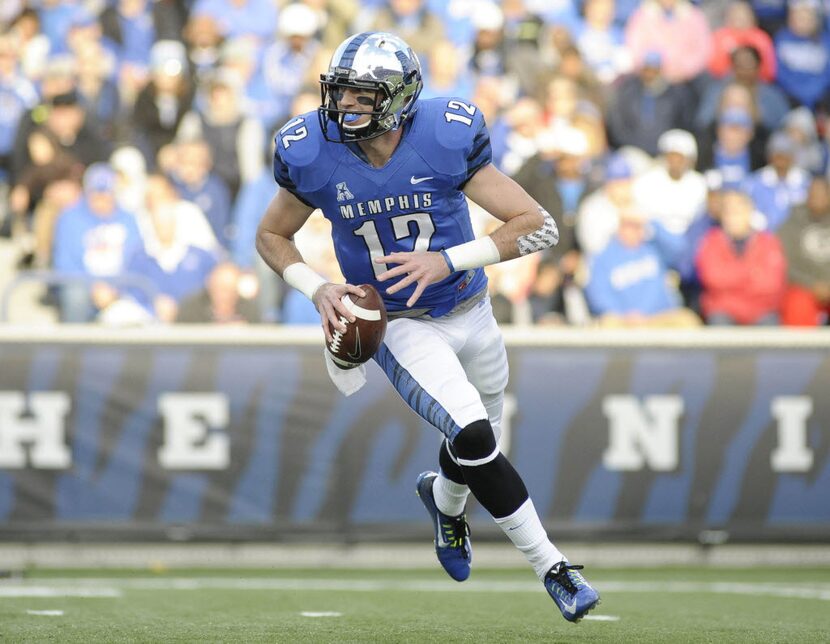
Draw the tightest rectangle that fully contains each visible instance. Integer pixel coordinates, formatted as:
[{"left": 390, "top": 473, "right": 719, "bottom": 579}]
[{"left": 327, "top": 284, "right": 387, "bottom": 369}]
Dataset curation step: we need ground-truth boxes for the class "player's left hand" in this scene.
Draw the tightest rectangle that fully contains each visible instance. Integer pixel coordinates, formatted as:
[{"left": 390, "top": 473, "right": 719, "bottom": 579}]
[{"left": 376, "top": 251, "right": 451, "bottom": 307}]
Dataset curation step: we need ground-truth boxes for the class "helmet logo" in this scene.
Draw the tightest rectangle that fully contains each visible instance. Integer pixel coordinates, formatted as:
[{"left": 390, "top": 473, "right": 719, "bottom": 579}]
[{"left": 336, "top": 182, "right": 355, "bottom": 202}]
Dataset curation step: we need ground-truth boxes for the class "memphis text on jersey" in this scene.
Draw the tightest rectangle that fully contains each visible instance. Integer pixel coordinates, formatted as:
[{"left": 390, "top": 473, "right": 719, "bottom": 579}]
[{"left": 336, "top": 184, "right": 433, "bottom": 220}]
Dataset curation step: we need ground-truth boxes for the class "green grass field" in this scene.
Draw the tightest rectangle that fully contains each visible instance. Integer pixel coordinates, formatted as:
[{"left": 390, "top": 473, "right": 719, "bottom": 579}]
[{"left": 2, "top": 566, "right": 829, "bottom": 643}]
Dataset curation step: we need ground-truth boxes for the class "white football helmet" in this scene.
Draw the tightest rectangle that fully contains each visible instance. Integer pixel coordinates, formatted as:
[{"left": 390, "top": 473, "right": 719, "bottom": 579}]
[{"left": 318, "top": 32, "right": 423, "bottom": 143}]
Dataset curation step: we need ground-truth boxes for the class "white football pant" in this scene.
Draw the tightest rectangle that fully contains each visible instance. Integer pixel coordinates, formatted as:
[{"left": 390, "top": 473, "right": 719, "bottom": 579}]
[{"left": 375, "top": 296, "right": 508, "bottom": 442}]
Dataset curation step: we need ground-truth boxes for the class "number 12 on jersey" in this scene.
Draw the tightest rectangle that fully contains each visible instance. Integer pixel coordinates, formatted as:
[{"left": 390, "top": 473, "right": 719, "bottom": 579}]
[{"left": 354, "top": 212, "right": 435, "bottom": 279}]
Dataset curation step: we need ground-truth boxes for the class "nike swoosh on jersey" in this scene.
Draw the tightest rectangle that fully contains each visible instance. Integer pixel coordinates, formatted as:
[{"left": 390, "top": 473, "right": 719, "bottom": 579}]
[
  {"left": 410, "top": 175, "right": 433, "bottom": 184},
  {"left": 347, "top": 326, "right": 362, "bottom": 360}
]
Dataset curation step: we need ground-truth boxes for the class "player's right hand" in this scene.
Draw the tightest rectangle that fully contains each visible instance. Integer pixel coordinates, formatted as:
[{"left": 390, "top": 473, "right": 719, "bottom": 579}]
[{"left": 312, "top": 282, "right": 367, "bottom": 344}]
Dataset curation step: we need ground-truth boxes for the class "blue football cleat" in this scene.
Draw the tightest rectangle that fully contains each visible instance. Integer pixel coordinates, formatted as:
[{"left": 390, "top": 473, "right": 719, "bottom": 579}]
[
  {"left": 415, "top": 471, "right": 471, "bottom": 582},
  {"left": 544, "top": 561, "right": 600, "bottom": 623}
]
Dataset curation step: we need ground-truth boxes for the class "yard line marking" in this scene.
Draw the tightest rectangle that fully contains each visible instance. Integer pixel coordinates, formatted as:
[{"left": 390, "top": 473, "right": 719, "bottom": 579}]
[
  {"left": 26, "top": 610, "right": 64, "bottom": 616},
  {"left": 583, "top": 615, "right": 620, "bottom": 622},
  {"left": 0, "top": 587, "right": 121, "bottom": 598},
  {"left": 6, "top": 579, "right": 830, "bottom": 602},
  {"left": 301, "top": 611, "right": 342, "bottom": 617}
]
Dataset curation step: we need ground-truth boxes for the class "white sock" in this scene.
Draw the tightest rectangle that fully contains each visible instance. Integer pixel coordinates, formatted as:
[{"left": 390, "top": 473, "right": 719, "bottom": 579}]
[
  {"left": 494, "top": 499, "right": 564, "bottom": 580},
  {"left": 433, "top": 471, "right": 469, "bottom": 517}
]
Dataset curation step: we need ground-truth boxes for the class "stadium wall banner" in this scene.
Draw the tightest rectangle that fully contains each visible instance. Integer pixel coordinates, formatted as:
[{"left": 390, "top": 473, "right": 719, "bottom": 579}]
[{"left": 0, "top": 327, "right": 828, "bottom": 542}]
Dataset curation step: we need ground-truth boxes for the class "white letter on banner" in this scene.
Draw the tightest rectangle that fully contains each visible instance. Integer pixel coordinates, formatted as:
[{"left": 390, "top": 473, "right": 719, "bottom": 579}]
[
  {"left": 602, "top": 395, "right": 683, "bottom": 471},
  {"left": 157, "top": 393, "right": 230, "bottom": 469},
  {"left": 770, "top": 396, "right": 813, "bottom": 473},
  {"left": 0, "top": 392, "right": 71, "bottom": 468}
]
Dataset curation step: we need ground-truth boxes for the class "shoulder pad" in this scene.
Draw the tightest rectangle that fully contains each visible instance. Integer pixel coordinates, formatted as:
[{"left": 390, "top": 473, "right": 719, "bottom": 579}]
[
  {"left": 408, "top": 97, "right": 488, "bottom": 175},
  {"left": 274, "top": 110, "right": 336, "bottom": 194}
]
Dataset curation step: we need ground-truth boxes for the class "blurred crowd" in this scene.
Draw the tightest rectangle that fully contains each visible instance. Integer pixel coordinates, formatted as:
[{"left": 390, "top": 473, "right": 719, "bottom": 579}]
[{"left": 1, "top": 0, "right": 830, "bottom": 327}]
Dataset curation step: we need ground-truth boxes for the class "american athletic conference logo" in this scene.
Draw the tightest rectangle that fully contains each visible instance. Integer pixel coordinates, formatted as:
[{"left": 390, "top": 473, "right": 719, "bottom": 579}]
[{"left": 336, "top": 182, "right": 354, "bottom": 202}]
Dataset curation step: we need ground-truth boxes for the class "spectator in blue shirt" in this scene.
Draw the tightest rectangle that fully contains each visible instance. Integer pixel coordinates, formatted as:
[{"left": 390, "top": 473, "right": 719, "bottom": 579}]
[
  {"left": 52, "top": 163, "right": 143, "bottom": 321},
  {"left": 698, "top": 107, "right": 765, "bottom": 187},
  {"left": 37, "top": 0, "right": 83, "bottom": 55},
  {"left": 774, "top": 0, "right": 830, "bottom": 109},
  {"left": 101, "top": 0, "right": 155, "bottom": 69},
  {"left": 744, "top": 131, "right": 812, "bottom": 230},
  {"left": 122, "top": 200, "right": 220, "bottom": 322},
  {"left": 585, "top": 206, "right": 700, "bottom": 327}
]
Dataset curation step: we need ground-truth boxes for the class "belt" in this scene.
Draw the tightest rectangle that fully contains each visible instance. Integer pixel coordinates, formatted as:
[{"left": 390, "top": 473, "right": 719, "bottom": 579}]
[{"left": 386, "top": 287, "right": 487, "bottom": 321}]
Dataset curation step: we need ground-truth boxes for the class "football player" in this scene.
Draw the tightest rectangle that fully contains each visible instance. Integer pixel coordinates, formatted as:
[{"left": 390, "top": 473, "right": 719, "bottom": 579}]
[{"left": 256, "top": 32, "right": 600, "bottom": 622}]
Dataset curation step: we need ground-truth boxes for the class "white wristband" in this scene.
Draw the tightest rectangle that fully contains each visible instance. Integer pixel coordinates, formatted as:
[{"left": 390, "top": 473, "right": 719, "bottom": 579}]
[
  {"left": 442, "top": 236, "right": 501, "bottom": 272},
  {"left": 283, "top": 262, "right": 327, "bottom": 300}
]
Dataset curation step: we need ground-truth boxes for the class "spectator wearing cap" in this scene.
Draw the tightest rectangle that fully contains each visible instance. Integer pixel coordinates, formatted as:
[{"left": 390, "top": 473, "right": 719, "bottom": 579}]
[
  {"left": 260, "top": 3, "right": 322, "bottom": 133},
  {"left": 778, "top": 176, "right": 830, "bottom": 325},
  {"left": 577, "top": 153, "right": 637, "bottom": 259},
  {"left": 131, "top": 40, "right": 195, "bottom": 165},
  {"left": 52, "top": 162, "right": 144, "bottom": 322},
  {"left": 744, "top": 131, "right": 812, "bottom": 230},
  {"left": 606, "top": 51, "right": 694, "bottom": 156},
  {"left": 773, "top": 0, "right": 830, "bottom": 110},
  {"left": 624, "top": 0, "right": 713, "bottom": 84},
  {"left": 709, "top": 1, "right": 777, "bottom": 82},
  {"left": 696, "top": 189, "right": 787, "bottom": 325},
  {"left": 585, "top": 205, "right": 700, "bottom": 327},
  {"left": 177, "top": 67, "right": 265, "bottom": 200},
  {"left": 190, "top": 0, "right": 278, "bottom": 44},
  {"left": 696, "top": 45, "right": 790, "bottom": 135},
  {"left": 634, "top": 129, "right": 707, "bottom": 237},
  {"left": 698, "top": 107, "right": 763, "bottom": 188}
]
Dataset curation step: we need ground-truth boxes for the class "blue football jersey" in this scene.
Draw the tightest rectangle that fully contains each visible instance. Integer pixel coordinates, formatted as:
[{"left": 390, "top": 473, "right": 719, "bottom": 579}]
[{"left": 272, "top": 97, "right": 491, "bottom": 317}]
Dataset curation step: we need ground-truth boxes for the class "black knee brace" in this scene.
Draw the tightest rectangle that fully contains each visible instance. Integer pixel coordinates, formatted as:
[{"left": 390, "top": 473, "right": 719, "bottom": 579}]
[
  {"left": 451, "top": 419, "right": 499, "bottom": 466},
  {"left": 450, "top": 419, "right": 528, "bottom": 519}
]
